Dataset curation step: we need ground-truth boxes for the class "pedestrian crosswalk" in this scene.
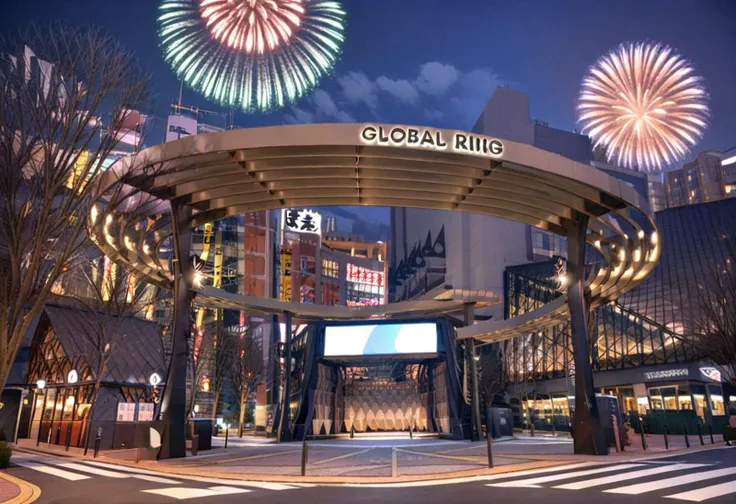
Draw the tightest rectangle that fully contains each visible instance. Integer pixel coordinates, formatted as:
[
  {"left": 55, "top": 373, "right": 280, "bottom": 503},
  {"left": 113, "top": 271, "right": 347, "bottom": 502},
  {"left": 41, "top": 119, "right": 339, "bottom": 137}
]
[
  {"left": 485, "top": 461, "right": 736, "bottom": 501},
  {"left": 12, "top": 454, "right": 304, "bottom": 500}
]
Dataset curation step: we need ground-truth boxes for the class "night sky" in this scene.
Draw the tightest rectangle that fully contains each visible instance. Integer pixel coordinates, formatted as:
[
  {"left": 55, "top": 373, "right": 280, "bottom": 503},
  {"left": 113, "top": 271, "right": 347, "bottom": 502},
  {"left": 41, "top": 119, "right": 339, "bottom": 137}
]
[{"left": 3, "top": 0, "right": 736, "bottom": 223}]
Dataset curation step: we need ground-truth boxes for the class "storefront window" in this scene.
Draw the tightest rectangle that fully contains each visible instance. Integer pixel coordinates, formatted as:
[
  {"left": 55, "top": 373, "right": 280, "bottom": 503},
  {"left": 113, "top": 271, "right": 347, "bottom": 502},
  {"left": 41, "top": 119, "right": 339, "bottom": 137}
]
[
  {"left": 661, "top": 387, "right": 677, "bottom": 410},
  {"left": 691, "top": 384, "right": 707, "bottom": 420},
  {"left": 636, "top": 396, "right": 649, "bottom": 415},
  {"left": 42, "top": 388, "right": 57, "bottom": 421},
  {"left": 618, "top": 387, "right": 636, "bottom": 414},
  {"left": 552, "top": 396, "right": 569, "bottom": 417},
  {"left": 708, "top": 384, "right": 726, "bottom": 416},
  {"left": 649, "top": 388, "right": 664, "bottom": 410}
]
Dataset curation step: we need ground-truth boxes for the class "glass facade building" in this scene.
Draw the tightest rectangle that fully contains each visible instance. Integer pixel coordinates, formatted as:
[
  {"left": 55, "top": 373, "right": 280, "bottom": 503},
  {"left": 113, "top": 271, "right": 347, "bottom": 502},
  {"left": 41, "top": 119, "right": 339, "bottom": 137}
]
[{"left": 503, "top": 198, "right": 736, "bottom": 431}]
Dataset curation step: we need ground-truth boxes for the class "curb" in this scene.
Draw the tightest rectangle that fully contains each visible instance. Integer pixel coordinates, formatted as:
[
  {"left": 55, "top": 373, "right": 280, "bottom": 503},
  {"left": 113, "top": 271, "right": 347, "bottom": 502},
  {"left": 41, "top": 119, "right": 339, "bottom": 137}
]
[
  {"left": 0, "top": 472, "right": 42, "bottom": 504},
  {"left": 95, "top": 456, "right": 575, "bottom": 484}
]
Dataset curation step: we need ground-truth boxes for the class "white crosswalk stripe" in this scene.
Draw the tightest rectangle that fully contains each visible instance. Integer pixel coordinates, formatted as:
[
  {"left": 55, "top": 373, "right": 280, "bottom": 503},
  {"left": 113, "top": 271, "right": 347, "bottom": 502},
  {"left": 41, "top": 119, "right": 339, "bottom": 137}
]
[
  {"left": 605, "top": 467, "right": 736, "bottom": 495},
  {"left": 481, "top": 461, "right": 736, "bottom": 501},
  {"left": 665, "top": 480, "right": 736, "bottom": 502},
  {"left": 14, "top": 461, "right": 91, "bottom": 481},
  {"left": 143, "top": 486, "right": 251, "bottom": 500},
  {"left": 12, "top": 454, "right": 305, "bottom": 500},
  {"left": 553, "top": 463, "right": 706, "bottom": 490},
  {"left": 487, "top": 463, "right": 644, "bottom": 488}
]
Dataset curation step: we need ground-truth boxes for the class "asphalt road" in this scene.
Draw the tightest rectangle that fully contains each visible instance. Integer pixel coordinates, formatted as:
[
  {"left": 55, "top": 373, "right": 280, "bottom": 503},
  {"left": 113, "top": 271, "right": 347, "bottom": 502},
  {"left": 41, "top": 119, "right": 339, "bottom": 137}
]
[{"left": 5, "top": 446, "right": 736, "bottom": 503}]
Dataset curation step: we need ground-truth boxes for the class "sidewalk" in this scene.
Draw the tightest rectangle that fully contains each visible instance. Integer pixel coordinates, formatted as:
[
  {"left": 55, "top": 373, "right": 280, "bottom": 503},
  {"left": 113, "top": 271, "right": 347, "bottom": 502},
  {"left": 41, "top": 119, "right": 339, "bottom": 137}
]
[
  {"left": 0, "top": 471, "right": 41, "bottom": 504},
  {"left": 11, "top": 434, "right": 729, "bottom": 485}
]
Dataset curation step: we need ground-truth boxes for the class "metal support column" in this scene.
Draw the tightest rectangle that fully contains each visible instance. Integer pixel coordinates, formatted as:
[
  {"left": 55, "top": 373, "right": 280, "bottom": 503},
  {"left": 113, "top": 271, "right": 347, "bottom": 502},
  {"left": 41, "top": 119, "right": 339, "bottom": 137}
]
[
  {"left": 278, "top": 311, "right": 293, "bottom": 442},
  {"left": 564, "top": 214, "right": 607, "bottom": 456},
  {"left": 158, "top": 202, "right": 192, "bottom": 459},
  {"left": 464, "top": 303, "right": 481, "bottom": 442}
]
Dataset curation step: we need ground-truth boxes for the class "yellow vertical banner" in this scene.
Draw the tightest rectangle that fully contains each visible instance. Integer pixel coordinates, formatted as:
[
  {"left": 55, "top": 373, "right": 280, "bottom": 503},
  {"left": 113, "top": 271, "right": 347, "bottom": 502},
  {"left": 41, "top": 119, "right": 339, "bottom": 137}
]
[{"left": 280, "top": 248, "right": 292, "bottom": 302}]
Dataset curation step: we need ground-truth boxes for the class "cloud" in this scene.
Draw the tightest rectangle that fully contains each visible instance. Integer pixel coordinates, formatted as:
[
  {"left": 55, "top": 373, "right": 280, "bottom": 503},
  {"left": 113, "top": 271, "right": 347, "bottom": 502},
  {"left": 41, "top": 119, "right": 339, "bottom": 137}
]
[
  {"left": 414, "top": 62, "right": 459, "bottom": 96},
  {"left": 376, "top": 76, "right": 420, "bottom": 104},
  {"left": 284, "top": 90, "right": 355, "bottom": 124},
  {"left": 337, "top": 71, "right": 377, "bottom": 109},
  {"left": 282, "top": 61, "right": 505, "bottom": 128},
  {"left": 284, "top": 106, "right": 315, "bottom": 124}
]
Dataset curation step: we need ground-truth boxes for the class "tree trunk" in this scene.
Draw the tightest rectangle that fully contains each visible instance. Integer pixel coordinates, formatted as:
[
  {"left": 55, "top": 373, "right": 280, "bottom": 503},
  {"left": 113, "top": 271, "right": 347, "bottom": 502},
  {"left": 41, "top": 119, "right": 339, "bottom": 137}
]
[
  {"left": 82, "top": 378, "right": 104, "bottom": 455},
  {"left": 238, "top": 389, "right": 247, "bottom": 437}
]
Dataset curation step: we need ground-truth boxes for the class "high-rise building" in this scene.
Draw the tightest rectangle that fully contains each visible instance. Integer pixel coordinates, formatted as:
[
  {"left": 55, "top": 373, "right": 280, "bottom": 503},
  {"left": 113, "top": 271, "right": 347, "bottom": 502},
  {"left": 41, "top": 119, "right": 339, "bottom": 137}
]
[
  {"left": 647, "top": 173, "right": 667, "bottom": 212},
  {"left": 664, "top": 151, "right": 731, "bottom": 208},
  {"left": 720, "top": 146, "right": 736, "bottom": 197}
]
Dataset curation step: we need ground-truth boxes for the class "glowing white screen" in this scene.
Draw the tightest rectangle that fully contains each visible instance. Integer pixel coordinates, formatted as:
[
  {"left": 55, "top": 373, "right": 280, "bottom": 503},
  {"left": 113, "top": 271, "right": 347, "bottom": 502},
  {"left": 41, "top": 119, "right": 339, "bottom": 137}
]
[{"left": 323, "top": 323, "right": 437, "bottom": 357}]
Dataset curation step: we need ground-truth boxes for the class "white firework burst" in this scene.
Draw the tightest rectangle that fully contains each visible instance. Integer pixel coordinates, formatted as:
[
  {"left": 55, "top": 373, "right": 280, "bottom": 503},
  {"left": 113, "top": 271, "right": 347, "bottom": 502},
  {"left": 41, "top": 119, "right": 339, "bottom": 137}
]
[
  {"left": 158, "top": 0, "right": 345, "bottom": 113},
  {"left": 577, "top": 42, "right": 709, "bottom": 172},
  {"left": 199, "top": 0, "right": 304, "bottom": 54}
]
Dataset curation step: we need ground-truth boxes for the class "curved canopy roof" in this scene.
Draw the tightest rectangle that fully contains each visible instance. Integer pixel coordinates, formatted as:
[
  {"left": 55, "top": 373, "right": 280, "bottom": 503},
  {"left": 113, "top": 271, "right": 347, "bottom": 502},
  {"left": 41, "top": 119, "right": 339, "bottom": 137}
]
[{"left": 87, "top": 123, "right": 659, "bottom": 339}]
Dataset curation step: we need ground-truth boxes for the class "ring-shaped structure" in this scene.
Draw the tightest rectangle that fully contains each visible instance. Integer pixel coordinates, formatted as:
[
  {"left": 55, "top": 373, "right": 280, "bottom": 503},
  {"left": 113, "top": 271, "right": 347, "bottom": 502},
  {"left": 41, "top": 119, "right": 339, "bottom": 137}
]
[{"left": 87, "top": 123, "right": 660, "bottom": 339}]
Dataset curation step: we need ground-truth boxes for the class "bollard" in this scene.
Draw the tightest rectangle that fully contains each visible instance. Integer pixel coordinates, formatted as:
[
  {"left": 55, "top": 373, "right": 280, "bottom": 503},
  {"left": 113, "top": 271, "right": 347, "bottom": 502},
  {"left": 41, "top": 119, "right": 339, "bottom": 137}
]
[
  {"left": 301, "top": 439, "right": 308, "bottom": 476},
  {"left": 350, "top": 425, "right": 355, "bottom": 439},
  {"left": 663, "top": 425, "right": 669, "bottom": 450},
  {"left": 697, "top": 424, "right": 704, "bottom": 445},
  {"left": 391, "top": 448, "right": 398, "bottom": 478},
  {"left": 409, "top": 425, "right": 413, "bottom": 439},
  {"left": 486, "top": 429, "right": 494, "bottom": 468},
  {"left": 225, "top": 424, "right": 229, "bottom": 449},
  {"left": 708, "top": 425, "right": 715, "bottom": 444},
  {"left": 639, "top": 419, "right": 648, "bottom": 451},
  {"left": 552, "top": 423, "right": 556, "bottom": 438},
  {"left": 684, "top": 427, "right": 690, "bottom": 448},
  {"left": 530, "top": 422, "right": 535, "bottom": 437}
]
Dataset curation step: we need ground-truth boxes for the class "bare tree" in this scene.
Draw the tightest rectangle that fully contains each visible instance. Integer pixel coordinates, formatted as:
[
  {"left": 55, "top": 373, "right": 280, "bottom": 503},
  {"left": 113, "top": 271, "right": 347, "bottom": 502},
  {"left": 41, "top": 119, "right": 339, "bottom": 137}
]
[
  {"left": 693, "top": 246, "right": 736, "bottom": 386},
  {"left": 231, "top": 332, "right": 263, "bottom": 437},
  {"left": 68, "top": 251, "right": 158, "bottom": 453},
  {"left": 0, "top": 25, "right": 151, "bottom": 391},
  {"left": 188, "top": 318, "right": 214, "bottom": 419},
  {"left": 480, "top": 343, "right": 508, "bottom": 410},
  {"left": 210, "top": 321, "right": 236, "bottom": 424}
]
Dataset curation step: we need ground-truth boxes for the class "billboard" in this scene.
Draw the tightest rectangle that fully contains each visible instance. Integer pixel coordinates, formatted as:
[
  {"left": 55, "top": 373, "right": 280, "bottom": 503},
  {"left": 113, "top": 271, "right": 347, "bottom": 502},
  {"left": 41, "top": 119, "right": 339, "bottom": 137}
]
[
  {"left": 323, "top": 323, "right": 437, "bottom": 357},
  {"left": 165, "top": 114, "right": 198, "bottom": 142},
  {"left": 282, "top": 208, "right": 321, "bottom": 235}
]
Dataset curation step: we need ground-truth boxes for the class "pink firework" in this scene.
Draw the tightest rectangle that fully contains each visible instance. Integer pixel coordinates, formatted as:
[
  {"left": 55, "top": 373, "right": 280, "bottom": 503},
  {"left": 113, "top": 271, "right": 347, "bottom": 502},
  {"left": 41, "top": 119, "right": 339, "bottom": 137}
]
[{"left": 199, "top": 0, "right": 305, "bottom": 54}]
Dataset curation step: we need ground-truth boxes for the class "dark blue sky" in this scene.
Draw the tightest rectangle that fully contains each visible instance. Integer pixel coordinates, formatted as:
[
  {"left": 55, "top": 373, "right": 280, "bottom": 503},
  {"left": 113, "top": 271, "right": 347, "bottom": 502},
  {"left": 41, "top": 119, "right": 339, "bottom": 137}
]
[{"left": 4, "top": 0, "right": 736, "bottom": 223}]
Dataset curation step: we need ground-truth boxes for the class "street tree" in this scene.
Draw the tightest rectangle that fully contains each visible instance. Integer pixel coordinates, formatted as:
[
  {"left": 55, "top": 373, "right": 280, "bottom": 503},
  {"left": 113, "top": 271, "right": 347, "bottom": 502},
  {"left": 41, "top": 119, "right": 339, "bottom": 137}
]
[
  {"left": 230, "top": 332, "right": 263, "bottom": 437},
  {"left": 209, "top": 321, "right": 236, "bottom": 424},
  {"left": 68, "top": 251, "right": 160, "bottom": 454},
  {"left": 188, "top": 318, "right": 214, "bottom": 419},
  {"left": 693, "top": 243, "right": 736, "bottom": 386},
  {"left": 0, "top": 25, "right": 151, "bottom": 391}
]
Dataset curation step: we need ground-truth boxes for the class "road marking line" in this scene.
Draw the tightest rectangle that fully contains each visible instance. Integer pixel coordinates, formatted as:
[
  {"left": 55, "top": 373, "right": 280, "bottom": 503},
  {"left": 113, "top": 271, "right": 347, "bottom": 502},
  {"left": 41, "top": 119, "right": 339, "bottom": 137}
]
[
  {"left": 664, "top": 480, "right": 736, "bottom": 502},
  {"left": 14, "top": 461, "right": 91, "bottom": 481},
  {"left": 605, "top": 467, "right": 736, "bottom": 495},
  {"left": 142, "top": 486, "right": 251, "bottom": 500},
  {"left": 78, "top": 460, "right": 181, "bottom": 477},
  {"left": 487, "top": 464, "right": 642, "bottom": 488},
  {"left": 55, "top": 462, "right": 128, "bottom": 478},
  {"left": 312, "top": 449, "right": 370, "bottom": 465},
  {"left": 133, "top": 475, "right": 183, "bottom": 484},
  {"left": 178, "top": 477, "right": 300, "bottom": 490},
  {"left": 553, "top": 463, "right": 707, "bottom": 490},
  {"left": 194, "top": 449, "right": 302, "bottom": 465},
  {"left": 340, "top": 462, "right": 595, "bottom": 488},
  {"left": 397, "top": 448, "right": 486, "bottom": 463},
  {"left": 79, "top": 460, "right": 301, "bottom": 490}
]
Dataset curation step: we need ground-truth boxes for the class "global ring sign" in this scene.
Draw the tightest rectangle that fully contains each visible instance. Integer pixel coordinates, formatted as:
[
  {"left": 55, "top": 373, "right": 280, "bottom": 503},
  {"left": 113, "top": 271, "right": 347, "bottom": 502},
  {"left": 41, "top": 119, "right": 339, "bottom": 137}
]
[{"left": 359, "top": 125, "right": 504, "bottom": 159}]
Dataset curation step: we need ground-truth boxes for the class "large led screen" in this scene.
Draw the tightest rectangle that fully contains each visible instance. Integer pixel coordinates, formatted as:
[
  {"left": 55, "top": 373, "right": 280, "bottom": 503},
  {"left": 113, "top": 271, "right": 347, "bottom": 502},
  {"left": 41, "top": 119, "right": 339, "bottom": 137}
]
[{"left": 323, "top": 323, "right": 437, "bottom": 357}]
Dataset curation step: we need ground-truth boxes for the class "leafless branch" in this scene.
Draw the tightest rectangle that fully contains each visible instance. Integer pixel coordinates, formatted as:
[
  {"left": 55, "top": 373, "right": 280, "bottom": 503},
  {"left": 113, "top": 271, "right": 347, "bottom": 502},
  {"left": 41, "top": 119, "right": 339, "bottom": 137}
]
[{"left": 0, "top": 24, "right": 152, "bottom": 390}]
